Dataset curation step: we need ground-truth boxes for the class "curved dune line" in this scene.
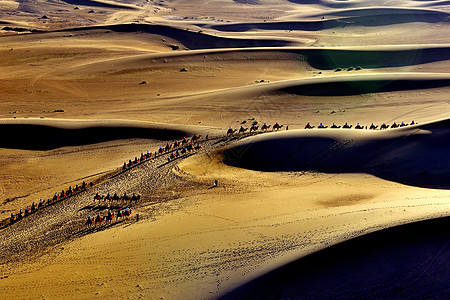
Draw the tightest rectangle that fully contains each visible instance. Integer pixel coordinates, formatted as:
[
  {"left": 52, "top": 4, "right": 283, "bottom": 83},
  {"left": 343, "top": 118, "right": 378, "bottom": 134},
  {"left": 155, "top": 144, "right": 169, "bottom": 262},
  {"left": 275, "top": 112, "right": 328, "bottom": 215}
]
[
  {"left": 305, "top": 6, "right": 450, "bottom": 17},
  {"left": 0, "top": 118, "right": 207, "bottom": 150},
  {"left": 160, "top": 72, "right": 450, "bottom": 100},
  {"left": 58, "top": 0, "right": 138, "bottom": 10},
  {"left": 66, "top": 45, "right": 450, "bottom": 75},
  {"left": 222, "top": 118, "right": 450, "bottom": 189},
  {"left": 205, "top": 9, "right": 449, "bottom": 32},
  {"left": 50, "top": 23, "right": 291, "bottom": 50},
  {"left": 220, "top": 216, "right": 450, "bottom": 299}
]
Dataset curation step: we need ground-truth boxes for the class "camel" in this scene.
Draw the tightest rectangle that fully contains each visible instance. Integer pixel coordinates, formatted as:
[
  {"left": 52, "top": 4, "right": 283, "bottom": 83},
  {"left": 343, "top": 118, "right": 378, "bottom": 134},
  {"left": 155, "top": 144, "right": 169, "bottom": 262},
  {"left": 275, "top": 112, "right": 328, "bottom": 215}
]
[
  {"left": 86, "top": 216, "right": 94, "bottom": 227},
  {"left": 273, "top": 123, "right": 283, "bottom": 131},
  {"left": 227, "top": 128, "right": 236, "bottom": 136},
  {"left": 239, "top": 126, "right": 248, "bottom": 134},
  {"left": 261, "top": 124, "right": 271, "bottom": 131}
]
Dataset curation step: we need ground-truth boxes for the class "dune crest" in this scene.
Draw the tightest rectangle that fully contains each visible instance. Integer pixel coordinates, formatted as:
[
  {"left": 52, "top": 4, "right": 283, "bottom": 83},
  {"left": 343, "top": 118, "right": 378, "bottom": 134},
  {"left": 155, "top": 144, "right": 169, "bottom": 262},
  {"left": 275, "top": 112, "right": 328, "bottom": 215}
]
[
  {"left": 223, "top": 118, "right": 450, "bottom": 188},
  {"left": 0, "top": 118, "right": 201, "bottom": 150}
]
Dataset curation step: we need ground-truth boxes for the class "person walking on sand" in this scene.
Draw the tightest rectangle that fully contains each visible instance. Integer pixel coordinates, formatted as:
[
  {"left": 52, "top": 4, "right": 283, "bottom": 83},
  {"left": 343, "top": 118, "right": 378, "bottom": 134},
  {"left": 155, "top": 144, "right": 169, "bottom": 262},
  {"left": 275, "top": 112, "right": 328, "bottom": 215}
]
[{"left": 213, "top": 179, "right": 218, "bottom": 187}]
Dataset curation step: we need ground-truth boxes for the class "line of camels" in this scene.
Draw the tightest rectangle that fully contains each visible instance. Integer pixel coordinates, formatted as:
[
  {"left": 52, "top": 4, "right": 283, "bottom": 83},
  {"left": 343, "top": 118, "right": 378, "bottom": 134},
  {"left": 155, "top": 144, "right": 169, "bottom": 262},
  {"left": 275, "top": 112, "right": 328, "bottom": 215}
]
[
  {"left": 8, "top": 134, "right": 204, "bottom": 227},
  {"left": 305, "top": 121, "right": 416, "bottom": 129},
  {"left": 227, "top": 123, "right": 283, "bottom": 135},
  {"left": 227, "top": 120, "right": 416, "bottom": 135}
]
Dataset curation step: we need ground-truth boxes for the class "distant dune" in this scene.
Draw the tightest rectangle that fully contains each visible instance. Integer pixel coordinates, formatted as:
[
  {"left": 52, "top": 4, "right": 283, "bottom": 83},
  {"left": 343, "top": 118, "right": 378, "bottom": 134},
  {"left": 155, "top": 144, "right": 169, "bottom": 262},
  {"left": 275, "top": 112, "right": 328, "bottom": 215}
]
[
  {"left": 223, "top": 119, "right": 450, "bottom": 189},
  {"left": 58, "top": 0, "right": 137, "bottom": 10},
  {"left": 65, "top": 44, "right": 450, "bottom": 77},
  {"left": 191, "top": 73, "right": 450, "bottom": 99},
  {"left": 56, "top": 24, "right": 291, "bottom": 50},
  {"left": 206, "top": 9, "right": 449, "bottom": 32}
]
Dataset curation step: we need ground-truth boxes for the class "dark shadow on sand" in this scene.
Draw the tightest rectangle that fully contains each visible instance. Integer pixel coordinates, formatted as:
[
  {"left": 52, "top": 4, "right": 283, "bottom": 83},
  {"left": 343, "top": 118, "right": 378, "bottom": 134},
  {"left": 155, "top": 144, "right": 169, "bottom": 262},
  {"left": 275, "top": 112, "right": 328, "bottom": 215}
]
[
  {"left": 0, "top": 124, "right": 187, "bottom": 150},
  {"left": 59, "top": 0, "right": 135, "bottom": 10},
  {"left": 280, "top": 78, "right": 450, "bottom": 96},
  {"left": 56, "top": 24, "right": 291, "bottom": 50},
  {"left": 300, "top": 47, "right": 450, "bottom": 70},
  {"left": 220, "top": 216, "right": 450, "bottom": 299},
  {"left": 223, "top": 119, "right": 450, "bottom": 189}
]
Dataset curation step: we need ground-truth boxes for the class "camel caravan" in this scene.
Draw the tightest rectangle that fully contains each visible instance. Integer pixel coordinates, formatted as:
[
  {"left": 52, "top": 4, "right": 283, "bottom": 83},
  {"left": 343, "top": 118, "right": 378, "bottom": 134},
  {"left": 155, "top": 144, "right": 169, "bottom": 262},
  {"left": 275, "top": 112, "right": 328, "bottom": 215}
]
[
  {"left": 122, "top": 134, "right": 202, "bottom": 169},
  {"left": 305, "top": 120, "right": 416, "bottom": 130},
  {"left": 7, "top": 133, "right": 204, "bottom": 227},
  {"left": 9, "top": 181, "right": 91, "bottom": 225},
  {"left": 86, "top": 207, "right": 132, "bottom": 228},
  {"left": 227, "top": 122, "right": 284, "bottom": 136},
  {"left": 227, "top": 120, "right": 415, "bottom": 135}
]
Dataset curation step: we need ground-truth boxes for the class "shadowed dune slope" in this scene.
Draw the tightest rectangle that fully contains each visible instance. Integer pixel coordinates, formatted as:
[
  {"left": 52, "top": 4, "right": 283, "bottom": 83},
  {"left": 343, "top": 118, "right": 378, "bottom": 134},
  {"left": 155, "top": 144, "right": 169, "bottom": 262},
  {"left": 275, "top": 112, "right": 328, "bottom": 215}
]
[
  {"left": 300, "top": 46, "right": 450, "bottom": 70},
  {"left": 223, "top": 119, "right": 450, "bottom": 189},
  {"left": 0, "top": 120, "right": 191, "bottom": 150},
  {"left": 206, "top": 10, "right": 449, "bottom": 32},
  {"left": 279, "top": 77, "right": 450, "bottom": 96},
  {"left": 59, "top": 0, "right": 137, "bottom": 9},
  {"left": 56, "top": 24, "right": 291, "bottom": 50},
  {"left": 220, "top": 216, "right": 449, "bottom": 299},
  {"left": 308, "top": 6, "right": 450, "bottom": 17},
  {"left": 68, "top": 46, "right": 450, "bottom": 76}
]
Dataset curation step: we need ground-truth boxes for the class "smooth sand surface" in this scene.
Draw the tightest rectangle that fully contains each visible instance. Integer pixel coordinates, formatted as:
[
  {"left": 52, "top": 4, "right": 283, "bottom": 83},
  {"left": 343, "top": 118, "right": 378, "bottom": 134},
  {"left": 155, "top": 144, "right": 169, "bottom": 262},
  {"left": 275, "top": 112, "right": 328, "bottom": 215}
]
[{"left": 0, "top": 0, "right": 449, "bottom": 299}]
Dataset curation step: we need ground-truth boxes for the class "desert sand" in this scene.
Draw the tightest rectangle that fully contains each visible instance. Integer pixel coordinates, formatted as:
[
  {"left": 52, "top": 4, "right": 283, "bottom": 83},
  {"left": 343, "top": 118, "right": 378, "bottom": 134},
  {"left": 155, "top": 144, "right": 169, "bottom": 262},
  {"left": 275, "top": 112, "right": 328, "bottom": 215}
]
[{"left": 0, "top": 0, "right": 449, "bottom": 299}]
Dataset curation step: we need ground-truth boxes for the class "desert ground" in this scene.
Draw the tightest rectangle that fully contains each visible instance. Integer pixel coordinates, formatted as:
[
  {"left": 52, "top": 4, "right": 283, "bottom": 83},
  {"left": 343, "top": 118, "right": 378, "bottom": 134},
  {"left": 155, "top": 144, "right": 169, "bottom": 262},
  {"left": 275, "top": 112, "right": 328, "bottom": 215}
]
[{"left": 0, "top": 0, "right": 449, "bottom": 299}]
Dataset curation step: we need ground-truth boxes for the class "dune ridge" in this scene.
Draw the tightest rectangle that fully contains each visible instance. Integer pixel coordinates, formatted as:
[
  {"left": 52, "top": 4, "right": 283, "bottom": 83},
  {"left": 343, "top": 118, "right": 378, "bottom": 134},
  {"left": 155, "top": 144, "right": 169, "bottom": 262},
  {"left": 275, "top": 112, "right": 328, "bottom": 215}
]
[
  {"left": 58, "top": 0, "right": 138, "bottom": 10},
  {"left": 205, "top": 9, "right": 449, "bottom": 32},
  {"left": 67, "top": 45, "right": 450, "bottom": 75},
  {"left": 223, "top": 118, "right": 450, "bottom": 189},
  {"left": 167, "top": 72, "right": 450, "bottom": 100},
  {"left": 0, "top": 119, "right": 206, "bottom": 150},
  {"left": 220, "top": 216, "right": 449, "bottom": 299},
  {"left": 53, "top": 24, "right": 291, "bottom": 50}
]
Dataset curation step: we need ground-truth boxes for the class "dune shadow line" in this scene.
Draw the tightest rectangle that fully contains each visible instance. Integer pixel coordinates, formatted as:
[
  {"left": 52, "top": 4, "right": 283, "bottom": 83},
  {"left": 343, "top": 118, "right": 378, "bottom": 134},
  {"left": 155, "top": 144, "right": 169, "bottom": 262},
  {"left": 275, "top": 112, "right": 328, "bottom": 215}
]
[
  {"left": 0, "top": 124, "right": 187, "bottom": 150},
  {"left": 220, "top": 216, "right": 450, "bottom": 299}
]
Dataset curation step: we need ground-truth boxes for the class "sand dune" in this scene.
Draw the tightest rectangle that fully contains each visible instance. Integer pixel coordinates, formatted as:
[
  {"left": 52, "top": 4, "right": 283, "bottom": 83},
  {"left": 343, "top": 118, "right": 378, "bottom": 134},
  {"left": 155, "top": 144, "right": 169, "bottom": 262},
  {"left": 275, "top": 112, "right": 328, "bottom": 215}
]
[
  {"left": 59, "top": 0, "right": 137, "bottom": 10},
  {"left": 220, "top": 216, "right": 449, "bottom": 299},
  {"left": 66, "top": 44, "right": 450, "bottom": 76},
  {"left": 206, "top": 9, "right": 449, "bottom": 32},
  {"left": 307, "top": 6, "right": 450, "bottom": 17},
  {"left": 183, "top": 72, "right": 450, "bottom": 99},
  {"left": 0, "top": 119, "right": 200, "bottom": 150},
  {"left": 57, "top": 24, "right": 291, "bottom": 50},
  {"left": 223, "top": 118, "right": 450, "bottom": 188}
]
